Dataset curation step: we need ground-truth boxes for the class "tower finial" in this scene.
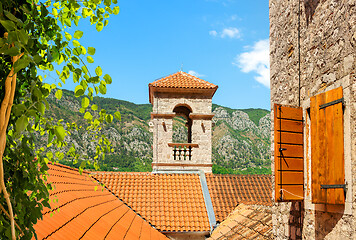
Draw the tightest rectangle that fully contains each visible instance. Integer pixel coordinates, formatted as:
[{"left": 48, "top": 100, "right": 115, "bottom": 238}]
[{"left": 180, "top": 63, "right": 183, "bottom": 72}]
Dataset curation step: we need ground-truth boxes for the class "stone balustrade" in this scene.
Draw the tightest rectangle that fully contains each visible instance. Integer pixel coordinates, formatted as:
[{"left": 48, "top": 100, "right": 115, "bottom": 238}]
[{"left": 168, "top": 143, "right": 199, "bottom": 161}]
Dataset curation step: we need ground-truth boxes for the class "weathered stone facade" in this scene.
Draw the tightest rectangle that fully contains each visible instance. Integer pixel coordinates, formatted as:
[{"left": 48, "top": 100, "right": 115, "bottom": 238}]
[
  {"left": 270, "top": 0, "right": 355, "bottom": 239},
  {"left": 150, "top": 93, "right": 214, "bottom": 172}
]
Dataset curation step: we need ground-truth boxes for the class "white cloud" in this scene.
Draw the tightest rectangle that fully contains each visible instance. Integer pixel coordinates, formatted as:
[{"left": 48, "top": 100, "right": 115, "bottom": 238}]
[
  {"left": 209, "top": 30, "right": 217, "bottom": 36},
  {"left": 209, "top": 27, "right": 241, "bottom": 39},
  {"left": 188, "top": 70, "right": 205, "bottom": 77},
  {"left": 234, "top": 39, "right": 270, "bottom": 88},
  {"left": 230, "top": 15, "right": 237, "bottom": 21},
  {"left": 221, "top": 27, "right": 240, "bottom": 39}
]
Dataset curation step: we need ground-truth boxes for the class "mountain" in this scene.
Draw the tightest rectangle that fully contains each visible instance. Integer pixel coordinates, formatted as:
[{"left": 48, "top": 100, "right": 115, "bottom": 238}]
[{"left": 44, "top": 90, "right": 271, "bottom": 174}]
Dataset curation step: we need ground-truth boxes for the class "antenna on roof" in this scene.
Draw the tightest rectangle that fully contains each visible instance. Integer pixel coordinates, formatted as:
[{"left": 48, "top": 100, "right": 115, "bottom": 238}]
[{"left": 180, "top": 63, "right": 183, "bottom": 72}]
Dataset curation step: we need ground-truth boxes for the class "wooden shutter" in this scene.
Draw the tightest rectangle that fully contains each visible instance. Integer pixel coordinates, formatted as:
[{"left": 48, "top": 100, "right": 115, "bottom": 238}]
[
  {"left": 274, "top": 104, "right": 304, "bottom": 202},
  {"left": 310, "top": 87, "right": 344, "bottom": 205}
]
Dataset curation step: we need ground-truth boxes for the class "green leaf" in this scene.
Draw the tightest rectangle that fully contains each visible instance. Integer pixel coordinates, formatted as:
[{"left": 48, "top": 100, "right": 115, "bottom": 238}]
[
  {"left": 114, "top": 111, "right": 121, "bottom": 121},
  {"left": 104, "top": 20, "right": 109, "bottom": 27},
  {"left": 96, "top": 22, "right": 104, "bottom": 32},
  {"left": 91, "top": 104, "right": 98, "bottom": 111},
  {"left": 0, "top": 20, "right": 16, "bottom": 31},
  {"left": 14, "top": 56, "right": 30, "bottom": 73},
  {"left": 106, "top": 114, "right": 113, "bottom": 123},
  {"left": 87, "top": 56, "right": 94, "bottom": 63},
  {"left": 55, "top": 126, "right": 66, "bottom": 142},
  {"left": 103, "top": 74, "right": 112, "bottom": 84},
  {"left": 112, "top": 0, "right": 118, "bottom": 4},
  {"left": 82, "top": 8, "right": 89, "bottom": 18},
  {"left": 104, "top": 0, "right": 111, "bottom": 6},
  {"left": 84, "top": 111, "right": 93, "bottom": 120},
  {"left": 73, "top": 40, "right": 80, "bottom": 47},
  {"left": 73, "top": 47, "right": 82, "bottom": 56},
  {"left": 80, "top": 161, "right": 86, "bottom": 169},
  {"left": 15, "top": 115, "right": 28, "bottom": 133},
  {"left": 52, "top": 8, "right": 58, "bottom": 16},
  {"left": 55, "top": 89, "right": 62, "bottom": 100},
  {"left": 2, "top": 46, "right": 20, "bottom": 56},
  {"left": 113, "top": 6, "right": 120, "bottom": 15},
  {"left": 18, "top": 29, "right": 28, "bottom": 44},
  {"left": 88, "top": 47, "right": 96, "bottom": 55},
  {"left": 46, "top": 152, "right": 53, "bottom": 160},
  {"left": 82, "top": 97, "right": 90, "bottom": 108},
  {"left": 65, "top": 32, "right": 72, "bottom": 41},
  {"left": 74, "top": 30, "right": 83, "bottom": 39},
  {"left": 37, "top": 102, "right": 45, "bottom": 115},
  {"left": 74, "top": 85, "right": 84, "bottom": 97},
  {"left": 95, "top": 66, "right": 102, "bottom": 76},
  {"left": 48, "top": 130, "right": 55, "bottom": 144},
  {"left": 81, "top": 46, "right": 87, "bottom": 55},
  {"left": 64, "top": 18, "right": 71, "bottom": 27},
  {"left": 4, "top": 10, "right": 18, "bottom": 22},
  {"left": 99, "top": 82, "right": 106, "bottom": 94}
]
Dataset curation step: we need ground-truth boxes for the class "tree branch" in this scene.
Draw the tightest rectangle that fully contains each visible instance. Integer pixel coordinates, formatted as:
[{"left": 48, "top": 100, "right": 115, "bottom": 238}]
[{"left": 0, "top": 32, "right": 23, "bottom": 240}]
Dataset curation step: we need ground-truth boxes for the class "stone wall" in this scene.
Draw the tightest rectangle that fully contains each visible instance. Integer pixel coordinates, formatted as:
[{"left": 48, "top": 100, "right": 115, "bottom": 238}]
[
  {"left": 151, "top": 92, "right": 214, "bottom": 173},
  {"left": 270, "top": 0, "right": 356, "bottom": 239}
]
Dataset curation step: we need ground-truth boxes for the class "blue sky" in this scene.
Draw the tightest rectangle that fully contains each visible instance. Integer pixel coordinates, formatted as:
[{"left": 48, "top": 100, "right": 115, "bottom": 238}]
[{"left": 47, "top": 0, "right": 270, "bottom": 110}]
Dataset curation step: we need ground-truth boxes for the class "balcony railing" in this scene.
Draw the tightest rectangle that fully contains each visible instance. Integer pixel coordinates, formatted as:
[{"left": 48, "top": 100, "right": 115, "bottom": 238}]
[{"left": 168, "top": 143, "right": 199, "bottom": 161}]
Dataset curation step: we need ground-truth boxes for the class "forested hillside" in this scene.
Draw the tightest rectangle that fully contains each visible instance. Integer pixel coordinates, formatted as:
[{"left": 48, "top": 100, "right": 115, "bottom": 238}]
[{"left": 44, "top": 90, "right": 271, "bottom": 174}]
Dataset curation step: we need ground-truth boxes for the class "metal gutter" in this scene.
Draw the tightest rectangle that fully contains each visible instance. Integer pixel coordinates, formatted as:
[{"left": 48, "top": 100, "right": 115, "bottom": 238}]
[
  {"left": 152, "top": 169, "right": 217, "bottom": 231},
  {"left": 161, "top": 231, "right": 210, "bottom": 235}
]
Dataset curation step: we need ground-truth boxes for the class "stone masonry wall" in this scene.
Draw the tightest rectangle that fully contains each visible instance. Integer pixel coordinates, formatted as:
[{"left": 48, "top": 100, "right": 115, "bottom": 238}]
[
  {"left": 151, "top": 93, "right": 213, "bottom": 173},
  {"left": 270, "top": 0, "right": 355, "bottom": 239}
]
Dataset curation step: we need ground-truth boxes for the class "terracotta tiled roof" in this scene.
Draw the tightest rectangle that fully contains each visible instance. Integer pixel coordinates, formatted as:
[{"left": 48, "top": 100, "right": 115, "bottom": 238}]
[
  {"left": 149, "top": 71, "right": 218, "bottom": 90},
  {"left": 93, "top": 172, "right": 211, "bottom": 232},
  {"left": 34, "top": 163, "right": 168, "bottom": 240},
  {"left": 206, "top": 174, "right": 272, "bottom": 223},
  {"left": 208, "top": 204, "right": 273, "bottom": 240}
]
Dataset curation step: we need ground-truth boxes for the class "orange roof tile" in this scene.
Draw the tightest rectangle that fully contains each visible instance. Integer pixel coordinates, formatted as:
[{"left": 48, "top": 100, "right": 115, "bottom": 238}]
[
  {"left": 92, "top": 172, "right": 211, "bottom": 232},
  {"left": 149, "top": 71, "right": 218, "bottom": 90},
  {"left": 148, "top": 71, "right": 218, "bottom": 103},
  {"left": 34, "top": 163, "right": 168, "bottom": 240},
  {"left": 208, "top": 204, "right": 273, "bottom": 240},
  {"left": 205, "top": 174, "right": 272, "bottom": 223}
]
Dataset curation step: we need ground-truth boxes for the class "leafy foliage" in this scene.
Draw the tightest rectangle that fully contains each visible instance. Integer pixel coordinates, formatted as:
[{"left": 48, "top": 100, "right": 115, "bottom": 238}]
[{"left": 0, "top": 0, "right": 120, "bottom": 238}]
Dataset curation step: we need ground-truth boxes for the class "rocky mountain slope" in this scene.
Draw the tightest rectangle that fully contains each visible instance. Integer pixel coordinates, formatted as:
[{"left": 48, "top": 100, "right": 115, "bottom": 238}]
[{"left": 45, "top": 90, "right": 271, "bottom": 174}]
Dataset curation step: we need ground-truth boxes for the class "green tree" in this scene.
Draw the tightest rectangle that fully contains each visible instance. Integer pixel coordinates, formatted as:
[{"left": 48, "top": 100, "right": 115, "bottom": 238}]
[{"left": 0, "top": 0, "right": 120, "bottom": 239}]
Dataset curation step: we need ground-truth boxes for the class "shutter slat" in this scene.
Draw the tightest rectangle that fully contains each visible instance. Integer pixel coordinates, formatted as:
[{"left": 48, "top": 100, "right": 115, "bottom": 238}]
[
  {"left": 274, "top": 104, "right": 304, "bottom": 202},
  {"left": 275, "top": 119, "right": 303, "bottom": 133},
  {"left": 275, "top": 106, "right": 303, "bottom": 120},
  {"left": 275, "top": 157, "right": 303, "bottom": 171},
  {"left": 310, "top": 87, "right": 344, "bottom": 205},
  {"left": 275, "top": 132, "right": 304, "bottom": 145},
  {"left": 276, "top": 144, "right": 303, "bottom": 158},
  {"left": 276, "top": 172, "right": 304, "bottom": 184}
]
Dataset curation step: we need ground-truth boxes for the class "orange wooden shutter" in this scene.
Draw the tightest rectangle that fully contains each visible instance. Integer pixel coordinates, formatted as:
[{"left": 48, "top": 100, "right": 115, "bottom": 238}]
[
  {"left": 310, "top": 87, "right": 345, "bottom": 205},
  {"left": 274, "top": 104, "right": 304, "bottom": 202}
]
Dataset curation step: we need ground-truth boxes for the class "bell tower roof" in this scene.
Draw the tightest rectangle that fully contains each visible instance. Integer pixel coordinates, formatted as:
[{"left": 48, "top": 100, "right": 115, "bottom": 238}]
[{"left": 149, "top": 71, "right": 218, "bottom": 103}]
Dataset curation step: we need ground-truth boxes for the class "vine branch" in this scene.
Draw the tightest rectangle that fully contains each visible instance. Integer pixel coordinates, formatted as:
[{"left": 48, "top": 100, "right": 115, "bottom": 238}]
[{"left": 0, "top": 32, "right": 24, "bottom": 240}]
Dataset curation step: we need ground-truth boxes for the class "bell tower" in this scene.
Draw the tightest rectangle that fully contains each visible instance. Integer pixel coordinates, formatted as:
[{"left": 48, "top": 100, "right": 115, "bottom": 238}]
[{"left": 149, "top": 71, "right": 218, "bottom": 173}]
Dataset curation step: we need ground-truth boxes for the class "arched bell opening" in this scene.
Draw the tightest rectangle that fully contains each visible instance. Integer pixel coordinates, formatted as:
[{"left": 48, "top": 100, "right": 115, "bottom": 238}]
[{"left": 172, "top": 105, "right": 192, "bottom": 143}]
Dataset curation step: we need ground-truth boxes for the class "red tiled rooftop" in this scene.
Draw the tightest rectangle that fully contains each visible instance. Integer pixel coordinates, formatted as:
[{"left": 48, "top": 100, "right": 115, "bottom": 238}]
[
  {"left": 205, "top": 174, "right": 272, "bottom": 223},
  {"left": 34, "top": 163, "right": 168, "bottom": 240},
  {"left": 149, "top": 71, "right": 218, "bottom": 90},
  {"left": 208, "top": 204, "right": 273, "bottom": 240},
  {"left": 92, "top": 172, "right": 211, "bottom": 232}
]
